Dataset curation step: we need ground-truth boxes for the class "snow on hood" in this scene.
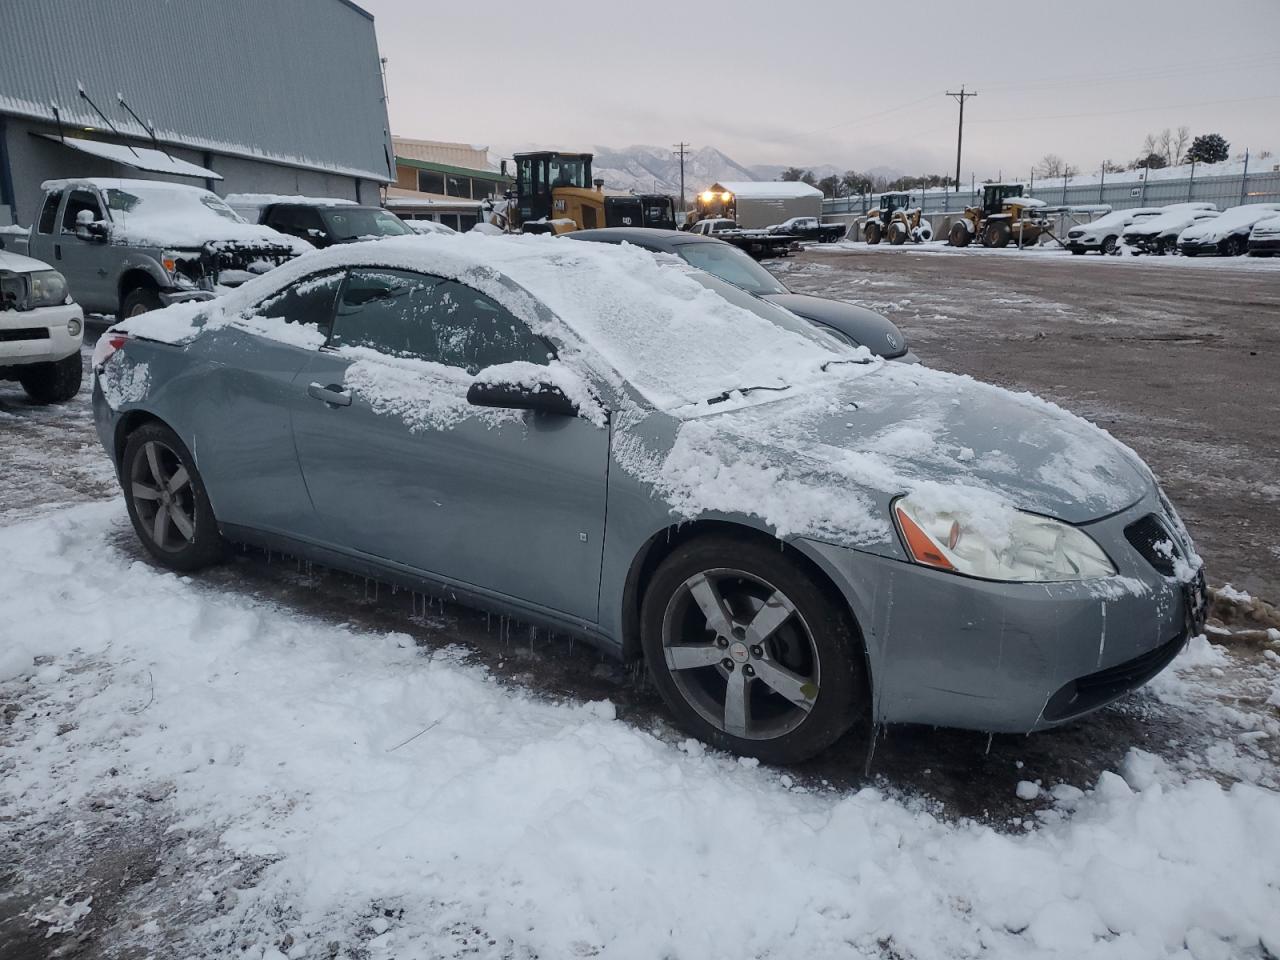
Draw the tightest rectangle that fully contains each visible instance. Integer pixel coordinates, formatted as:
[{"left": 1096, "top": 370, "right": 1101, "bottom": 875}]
[
  {"left": 0, "top": 249, "right": 53, "bottom": 274},
  {"left": 1124, "top": 210, "right": 1218, "bottom": 237},
  {"left": 623, "top": 362, "right": 1153, "bottom": 547},
  {"left": 83, "top": 179, "right": 310, "bottom": 252}
]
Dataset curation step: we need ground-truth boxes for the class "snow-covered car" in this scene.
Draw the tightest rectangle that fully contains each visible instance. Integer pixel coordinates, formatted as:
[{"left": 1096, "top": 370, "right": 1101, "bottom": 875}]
[
  {"left": 257, "top": 201, "right": 414, "bottom": 249},
  {"left": 407, "top": 219, "right": 457, "bottom": 236},
  {"left": 15, "top": 179, "right": 310, "bottom": 317},
  {"left": 1178, "top": 203, "right": 1280, "bottom": 256},
  {"left": 1247, "top": 215, "right": 1280, "bottom": 256},
  {"left": 0, "top": 249, "right": 83, "bottom": 402},
  {"left": 1065, "top": 208, "right": 1162, "bottom": 255},
  {"left": 570, "top": 227, "right": 914, "bottom": 360},
  {"left": 92, "top": 234, "right": 1206, "bottom": 764},
  {"left": 1122, "top": 205, "right": 1218, "bottom": 255}
]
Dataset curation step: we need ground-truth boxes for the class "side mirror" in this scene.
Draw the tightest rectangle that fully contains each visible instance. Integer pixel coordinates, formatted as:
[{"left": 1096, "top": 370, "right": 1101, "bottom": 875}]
[
  {"left": 466, "top": 378, "right": 578, "bottom": 417},
  {"left": 75, "top": 210, "right": 108, "bottom": 241}
]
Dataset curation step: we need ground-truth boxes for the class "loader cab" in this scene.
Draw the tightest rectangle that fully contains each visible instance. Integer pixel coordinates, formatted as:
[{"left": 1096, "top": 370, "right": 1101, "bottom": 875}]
[
  {"left": 878, "top": 193, "right": 911, "bottom": 224},
  {"left": 514, "top": 151, "right": 593, "bottom": 226},
  {"left": 982, "top": 184, "right": 1024, "bottom": 216},
  {"left": 639, "top": 194, "right": 677, "bottom": 230}
]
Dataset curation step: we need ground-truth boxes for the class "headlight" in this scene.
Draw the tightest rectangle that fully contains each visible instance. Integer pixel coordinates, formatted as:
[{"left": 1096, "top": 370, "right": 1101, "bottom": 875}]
[
  {"left": 67, "top": 317, "right": 82, "bottom": 336},
  {"left": 893, "top": 495, "right": 1116, "bottom": 582},
  {"left": 28, "top": 270, "right": 69, "bottom": 308}
]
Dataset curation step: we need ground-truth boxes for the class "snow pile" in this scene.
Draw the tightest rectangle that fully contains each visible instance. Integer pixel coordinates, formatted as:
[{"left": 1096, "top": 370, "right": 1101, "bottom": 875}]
[{"left": 2, "top": 503, "right": 1278, "bottom": 958}]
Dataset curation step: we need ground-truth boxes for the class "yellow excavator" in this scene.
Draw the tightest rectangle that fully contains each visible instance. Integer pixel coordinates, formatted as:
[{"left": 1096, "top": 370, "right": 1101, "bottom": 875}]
[{"left": 504, "top": 152, "right": 676, "bottom": 234}]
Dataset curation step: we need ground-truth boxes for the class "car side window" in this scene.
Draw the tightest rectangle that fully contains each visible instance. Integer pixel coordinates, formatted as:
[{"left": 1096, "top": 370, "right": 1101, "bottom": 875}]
[
  {"left": 61, "top": 190, "right": 103, "bottom": 234},
  {"left": 252, "top": 271, "right": 345, "bottom": 336},
  {"left": 329, "top": 268, "right": 551, "bottom": 374},
  {"left": 38, "top": 192, "right": 62, "bottom": 234}
]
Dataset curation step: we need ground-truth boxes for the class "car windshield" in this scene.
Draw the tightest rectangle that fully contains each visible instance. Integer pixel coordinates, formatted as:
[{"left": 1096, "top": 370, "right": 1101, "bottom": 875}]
[
  {"left": 674, "top": 242, "right": 788, "bottom": 296},
  {"left": 320, "top": 207, "right": 413, "bottom": 240}
]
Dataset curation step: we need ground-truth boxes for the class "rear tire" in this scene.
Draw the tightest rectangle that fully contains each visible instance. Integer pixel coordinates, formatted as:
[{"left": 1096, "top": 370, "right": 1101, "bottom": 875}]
[
  {"left": 121, "top": 286, "right": 163, "bottom": 318},
  {"left": 948, "top": 221, "right": 972, "bottom": 247},
  {"left": 19, "top": 352, "right": 82, "bottom": 403},
  {"left": 122, "top": 422, "right": 224, "bottom": 571},
  {"left": 864, "top": 221, "right": 882, "bottom": 245},
  {"left": 640, "top": 535, "right": 865, "bottom": 764}
]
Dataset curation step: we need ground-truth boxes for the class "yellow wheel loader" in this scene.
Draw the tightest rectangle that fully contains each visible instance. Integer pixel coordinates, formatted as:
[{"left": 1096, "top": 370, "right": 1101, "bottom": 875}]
[
  {"left": 947, "top": 183, "right": 1048, "bottom": 248},
  {"left": 505, "top": 152, "right": 676, "bottom": 235},
  {"left": 862, "top": 193, "right": 933, "bottom": 245}
]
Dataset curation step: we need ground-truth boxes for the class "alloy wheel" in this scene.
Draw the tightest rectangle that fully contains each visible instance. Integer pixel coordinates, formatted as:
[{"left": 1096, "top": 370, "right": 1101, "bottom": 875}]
[
  {"left": 660, "top": 568, "right": 820, "bottom": 740},
  {"left": 129, "top": 440, "right": 196, "bottom": 551}
]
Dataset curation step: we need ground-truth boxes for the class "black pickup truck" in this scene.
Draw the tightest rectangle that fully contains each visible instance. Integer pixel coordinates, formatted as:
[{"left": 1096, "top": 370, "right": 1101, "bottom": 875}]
[
  {"left": 687, "top": 218, "right": 797, "bottom": 259},
  {"left": 767, "top": 216, "right": 845, "bottom": 243}
]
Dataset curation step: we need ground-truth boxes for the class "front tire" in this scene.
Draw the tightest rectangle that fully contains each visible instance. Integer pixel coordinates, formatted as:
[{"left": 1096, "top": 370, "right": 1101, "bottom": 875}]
[
  {"left": 122, "top": 422, "right": 224, "bottom": 571},
  {"left": 1101, "top": 235, "right": 1118, "bottom": 255},
  {"left": 121, "top": 286, "right": 163, "bottom": 318},
  {"left": 948, "top": 221, "right": 972, "bottom": 247},
  {"left": 640, "top": 536, "right": 865, "bottom": 764},
  {"left": 864, "top": 221, "right": 882, "bottom": 245},
  {"left": 19, "top": 352, "right": 82, "bottom": 403},
  {"left": 888, "top": 222, "right": 907, "bottom": 245}
]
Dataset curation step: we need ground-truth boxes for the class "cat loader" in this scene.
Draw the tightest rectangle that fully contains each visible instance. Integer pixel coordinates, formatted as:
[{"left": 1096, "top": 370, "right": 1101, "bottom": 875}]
[
  {"left": 947, "top": 183, "right": 1048, "bottom": 248},
  {"left": 505, "top": 151, "right": 675, "bottom": 234},
  {"left": 863, "top": 193, "right": 933, "bottom": 245}
]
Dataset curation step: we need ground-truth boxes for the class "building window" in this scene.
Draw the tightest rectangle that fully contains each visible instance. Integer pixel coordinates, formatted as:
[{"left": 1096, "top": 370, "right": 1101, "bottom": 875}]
[
  {"left": 458, "top": 214, "right": 478, "bottom": 232},
  {"left": 418, "top": 170, "right": 445, "bottom": 195},
  {"left": 440, "top": 214, "right": 461, "bottom": 231},
  {"left": 446, "top": 175, "right": 472, "bottom": 199}
]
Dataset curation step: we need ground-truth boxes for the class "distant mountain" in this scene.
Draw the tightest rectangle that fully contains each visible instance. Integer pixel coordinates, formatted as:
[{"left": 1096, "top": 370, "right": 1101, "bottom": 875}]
[{"left": 590, "top": 144, "right": 759, "bottom": 197}]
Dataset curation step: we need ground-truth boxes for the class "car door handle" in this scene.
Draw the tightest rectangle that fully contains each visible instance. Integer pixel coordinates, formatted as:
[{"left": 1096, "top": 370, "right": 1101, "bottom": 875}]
[{"left": 307, "top": 382, "right": 352, "bottom": 407}]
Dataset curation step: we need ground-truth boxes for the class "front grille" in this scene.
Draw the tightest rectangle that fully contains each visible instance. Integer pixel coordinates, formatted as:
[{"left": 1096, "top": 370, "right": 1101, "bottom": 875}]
[
  {"left": 1067, "top": 229, "right": 1084, "bottom": 238},
  {"left": 1125, "top": 513, "right": 1180, "bottom": 576},
  {"left": 0, "top": 327, "right": 50, "bottom": 342}
]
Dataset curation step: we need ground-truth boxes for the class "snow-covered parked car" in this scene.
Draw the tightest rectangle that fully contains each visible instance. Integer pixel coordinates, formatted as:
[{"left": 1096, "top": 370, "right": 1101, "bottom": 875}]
[
  {"left": 1247, "top": 215, "right": 1280, "bottom": 256},
  {"left": 91, "top": 234, "right": 1206, "bottom": 763},
  {"left": 225, "top": 195, "right": 415, "bottom": 249},
  {"left": 1065, "top": 208, "right": 1162, "bottom": 255},
  {"left": 1121, "top": 203, "right": 1217, "bottom": 255},
  {"left": 406, "top": 219, "right": 457, "bottom": 236},
  {"left": 1178, "top": 203, "right": 1280, "bottom": 256},
  {"left": 766, "top": 217, "right": 844, "bottom": 243},
  {"left": 15, "top": 179, "right": 309, "bottom": 318},
  {"left": 0, "top": 249, "right": 83, "bottom": 402}
]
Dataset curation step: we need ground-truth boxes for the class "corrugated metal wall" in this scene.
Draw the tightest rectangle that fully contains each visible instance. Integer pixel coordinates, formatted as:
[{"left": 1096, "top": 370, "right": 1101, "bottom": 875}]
[
  {"left": 0, "top": 0, "right": 393, "bottom": 182},
  {"left": 824, "top": 168, "right": 1280, "bottom": 216}
]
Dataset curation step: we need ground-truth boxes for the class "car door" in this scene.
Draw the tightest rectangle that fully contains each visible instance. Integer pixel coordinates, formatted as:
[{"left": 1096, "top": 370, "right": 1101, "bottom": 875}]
[
  {"left": 290, "top": 267, "right": 610, "bottom": 622},
  {"left": 26, "top": 190, "right": 63, "bottom": 265},
  {"left": 56, "top": 188, "right": 116, "bottom": 311},
  {"left": 182, "top": 270, "right": 345, "bottom": 534}
]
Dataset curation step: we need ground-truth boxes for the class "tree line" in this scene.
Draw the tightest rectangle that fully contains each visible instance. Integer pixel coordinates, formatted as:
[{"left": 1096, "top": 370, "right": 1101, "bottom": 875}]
[{"left": 779, "top": 166, "right": 955, "bottom": 199}]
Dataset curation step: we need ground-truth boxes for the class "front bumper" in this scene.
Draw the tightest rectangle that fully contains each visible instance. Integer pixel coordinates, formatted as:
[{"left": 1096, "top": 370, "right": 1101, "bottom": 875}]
[
  {"left": 1248, "top": 237, "right": 1280, "bottom": 254},
  {"left": 1066, "top": 236, "right": 1102, "bottom": 251},
  {"left": 804, "top": 491, "right": 1203, "bottom": 733},
  {"left": 1178, "top": 239, "right": 1224, "bottom": 255},
  {"left": 0, "top": 302, "right": 83, "bottom": 368}
]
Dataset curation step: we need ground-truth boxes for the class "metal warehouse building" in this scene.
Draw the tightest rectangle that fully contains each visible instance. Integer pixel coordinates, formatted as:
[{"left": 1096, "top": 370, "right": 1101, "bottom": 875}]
[{"left": 0, "top": 0, "right": 394, "bottom": 227}]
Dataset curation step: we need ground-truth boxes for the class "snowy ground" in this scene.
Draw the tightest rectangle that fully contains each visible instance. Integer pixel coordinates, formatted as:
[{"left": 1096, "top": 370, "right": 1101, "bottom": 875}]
[{"left": 3, "top": 307, "right": 1280, "bottom": 958}]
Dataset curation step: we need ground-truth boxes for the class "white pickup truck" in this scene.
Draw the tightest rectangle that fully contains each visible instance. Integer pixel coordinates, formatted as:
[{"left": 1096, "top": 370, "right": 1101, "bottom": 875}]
[{"left": 0, "top": 249, "right": 84, "bottom": 402}]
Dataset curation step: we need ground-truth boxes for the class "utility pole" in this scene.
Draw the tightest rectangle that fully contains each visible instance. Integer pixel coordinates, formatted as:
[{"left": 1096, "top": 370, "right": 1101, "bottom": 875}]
[
  {"left": 946, "top": 87, "right": 977, "bottom": 194},
  {"left": 673, "top": 142, "right": 690, "bottom": 215}
]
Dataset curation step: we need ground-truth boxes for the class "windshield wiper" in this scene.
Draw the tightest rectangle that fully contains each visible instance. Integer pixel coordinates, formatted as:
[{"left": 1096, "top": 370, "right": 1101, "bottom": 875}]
[
  {"left": 821, "top": 356, "right": 875, "bottom": 372},
  {"left": 706, "top": 384, "right": 792, "bottom": 405}
]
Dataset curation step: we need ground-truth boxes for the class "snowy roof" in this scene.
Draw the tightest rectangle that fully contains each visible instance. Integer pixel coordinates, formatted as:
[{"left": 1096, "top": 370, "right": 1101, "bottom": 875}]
[
  {"left": 38, "top": 135, "right": 222, "bottom": 180},
  {"left": 713, "top": 181, "right": 823, "bottom": 200}
]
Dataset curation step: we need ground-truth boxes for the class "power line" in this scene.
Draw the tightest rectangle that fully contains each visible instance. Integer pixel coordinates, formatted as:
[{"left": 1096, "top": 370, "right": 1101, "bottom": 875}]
[
  {"left": 946, "top": 86, "right": 977, "bottom": 194},
  {"left": 968, "top": 93, "right": 1280, "bottom": 126},
  {"left": 797, "top": 91, "right": 942, "bottom": 138}
]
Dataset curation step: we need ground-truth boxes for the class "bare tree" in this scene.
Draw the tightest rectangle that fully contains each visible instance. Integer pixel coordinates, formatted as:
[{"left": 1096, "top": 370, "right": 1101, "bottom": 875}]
[
  {"left": 1174, "top": 126, "right": 1191, "bottom": 164},
  {"left": 1141, "top": 133, "right": 1159, "bottom": 158},
  {"left": 1101, "top": 159, "right": 1126, "bottom": 174},
  {"left": 1157, "top": 128, "right": 1175, "bottom": 166},
  {"left": 1035, "top": 153, "right": 1066, "bottom": 178}
]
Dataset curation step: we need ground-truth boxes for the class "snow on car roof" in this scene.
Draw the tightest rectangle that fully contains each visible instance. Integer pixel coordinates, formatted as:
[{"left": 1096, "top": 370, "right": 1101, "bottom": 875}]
[
  {"left": 714, "top": 181, "right": 824, "bottom": 200},
  {"left": 223, "top": 193, "right": 358, "bottom": 209},
  {"left": 116, "top": 233, "right": 858, "bottom": 414}
]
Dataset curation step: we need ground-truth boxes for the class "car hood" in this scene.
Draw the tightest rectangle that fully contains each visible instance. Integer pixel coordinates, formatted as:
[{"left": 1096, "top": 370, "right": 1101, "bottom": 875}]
[
  {"left": 640, "top": 362, "right": 1152, "bottom": 549},
  {"left": 0, "top": 249, "right": 52, "bottom": 274},
  {"left": 761, "top": 293, "right": 908, "bottom": 359}
]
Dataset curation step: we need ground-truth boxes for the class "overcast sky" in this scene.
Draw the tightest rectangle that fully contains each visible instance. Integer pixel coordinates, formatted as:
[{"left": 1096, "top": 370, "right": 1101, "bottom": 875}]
[{"left": 362, "top": 0, "right": 1280, "bottom": 178}]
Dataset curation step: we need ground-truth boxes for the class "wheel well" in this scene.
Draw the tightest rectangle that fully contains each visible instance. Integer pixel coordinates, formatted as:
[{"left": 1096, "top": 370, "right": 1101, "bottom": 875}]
[
  {"left": 113, "top": 410, "right": 166, "bottom": 466},
  {"left": 619, "top": 520, "right": 862, "bottom": 662},
  {"left": 118, "top": 270, "right": 160, "bottom": 314}
]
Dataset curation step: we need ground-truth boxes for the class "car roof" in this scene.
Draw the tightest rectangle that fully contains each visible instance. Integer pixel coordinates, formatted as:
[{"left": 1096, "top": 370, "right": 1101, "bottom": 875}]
[{"left": 568, "top": 228, "right": 724, "bottom": 252}]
